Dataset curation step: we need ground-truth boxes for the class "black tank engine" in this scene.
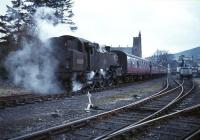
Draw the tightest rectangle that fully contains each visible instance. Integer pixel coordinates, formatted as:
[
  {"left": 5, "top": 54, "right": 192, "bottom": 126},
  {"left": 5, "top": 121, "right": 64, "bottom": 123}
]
[{"left": 46, "top": 35, "right": 166, "bottom": 91}]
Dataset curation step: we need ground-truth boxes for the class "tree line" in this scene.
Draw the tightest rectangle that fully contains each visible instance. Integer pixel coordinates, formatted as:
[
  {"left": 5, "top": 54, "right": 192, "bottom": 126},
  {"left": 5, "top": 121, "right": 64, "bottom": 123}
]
[
  {"left": 148, "top": 50, "right": 176, "bottom": 68},
  {"left": 0, "top": 0, "right": 77, "bottom": 47}
]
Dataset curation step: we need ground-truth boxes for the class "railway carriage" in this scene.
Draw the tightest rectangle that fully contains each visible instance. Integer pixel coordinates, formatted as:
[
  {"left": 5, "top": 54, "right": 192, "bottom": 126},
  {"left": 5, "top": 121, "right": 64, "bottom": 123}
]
[{"left": 112, "top": 50, "right": 150, "bottom": 75}]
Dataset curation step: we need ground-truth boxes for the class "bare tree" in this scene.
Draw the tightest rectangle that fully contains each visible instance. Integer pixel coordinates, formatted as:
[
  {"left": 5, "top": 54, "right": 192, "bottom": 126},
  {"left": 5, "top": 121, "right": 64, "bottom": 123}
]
[{"left": 149, "top": 49, "right": 174, "bottom": 67}]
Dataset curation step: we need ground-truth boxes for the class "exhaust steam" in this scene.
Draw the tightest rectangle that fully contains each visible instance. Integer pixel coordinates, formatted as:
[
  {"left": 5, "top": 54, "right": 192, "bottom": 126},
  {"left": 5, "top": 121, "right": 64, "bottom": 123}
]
[{"left": 5, "top": 7, "right": 72, "bottom": 94}]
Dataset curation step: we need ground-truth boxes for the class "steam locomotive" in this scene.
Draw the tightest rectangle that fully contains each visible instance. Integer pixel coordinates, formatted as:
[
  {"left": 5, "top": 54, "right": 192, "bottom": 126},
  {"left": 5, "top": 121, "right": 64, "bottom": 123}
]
[{"left": 47, "top": 35, "right": 167, "bottom": 90}]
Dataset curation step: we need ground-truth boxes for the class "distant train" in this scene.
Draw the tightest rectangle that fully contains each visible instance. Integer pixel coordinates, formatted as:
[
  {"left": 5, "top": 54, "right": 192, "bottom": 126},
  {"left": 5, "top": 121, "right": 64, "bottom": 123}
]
[
  {"left": 177, "top": 67, "right": 192, "bottom": 78},
  {"left": 176, "top": 58, "right": 193, "bottom": 79},
  {"left": 46, "top": 35, "right": 167, "bottom": 90}
]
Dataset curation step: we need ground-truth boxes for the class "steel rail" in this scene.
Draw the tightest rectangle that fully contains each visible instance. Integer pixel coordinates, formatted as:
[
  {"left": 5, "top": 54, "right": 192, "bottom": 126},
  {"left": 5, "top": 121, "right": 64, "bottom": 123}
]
[
  {"left": 12, "top": 77, "right": 186, "bottom": 140},
  {"left": 10, "top": 77, "right": 171, "bottom": 140},
  {"left": 132, "top": 79, "right": 194, "bottom": 124},
  {"left": 100, "top": 104, "right": 200, "bottom": 140},
  {"left": 130, "top": 79, "right": 187, "bottom": 123},
  {"left": 97, "top": 80, "right": 195, "bottom": 140},
  {"left": 94, "top": 79, "right": 187, "bottom": 140},
  {"left": 184, "top": 128, "right": 200, "bottom": 140},
  {"left": 96, "top": 80, "right": 195, "bottom": 140}
]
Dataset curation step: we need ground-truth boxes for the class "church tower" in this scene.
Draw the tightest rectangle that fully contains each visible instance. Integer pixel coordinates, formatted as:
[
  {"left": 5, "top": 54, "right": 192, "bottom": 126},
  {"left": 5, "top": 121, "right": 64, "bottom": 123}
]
[{"left": 132, "top": 32, "right": 142, "bottom": 57}]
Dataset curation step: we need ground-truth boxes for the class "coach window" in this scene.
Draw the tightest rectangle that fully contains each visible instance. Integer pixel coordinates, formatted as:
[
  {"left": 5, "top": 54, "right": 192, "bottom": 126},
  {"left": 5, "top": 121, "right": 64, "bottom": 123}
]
[
  {"left": 130, "top": 59, "right": 133, "bottom": 66},
  {"left": 137, "top": 61, "right": 139, "bottom": 68},
  {"left": 132, "top": 59, "right": 135, "bottom": 65}
]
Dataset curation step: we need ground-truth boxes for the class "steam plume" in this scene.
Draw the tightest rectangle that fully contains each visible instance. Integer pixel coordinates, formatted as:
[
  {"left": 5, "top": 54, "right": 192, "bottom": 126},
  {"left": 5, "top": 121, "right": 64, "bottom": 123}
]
[
  {"left": 5, "top": 7, "right": 71, "bottom": 94},
  {"left": 72, "top": 74, "right": 83, "bottom": 92}
]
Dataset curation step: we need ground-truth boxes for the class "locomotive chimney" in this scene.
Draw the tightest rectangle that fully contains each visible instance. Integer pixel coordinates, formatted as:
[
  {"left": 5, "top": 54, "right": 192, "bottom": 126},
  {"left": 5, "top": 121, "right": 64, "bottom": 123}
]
[{"left": 105, "top": 46, "right": 111, "bottom": 52}]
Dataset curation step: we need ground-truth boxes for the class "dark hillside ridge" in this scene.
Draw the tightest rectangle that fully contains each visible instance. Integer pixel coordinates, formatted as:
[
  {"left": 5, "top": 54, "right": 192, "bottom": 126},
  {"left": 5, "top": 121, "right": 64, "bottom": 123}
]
[{"left": 173, "top": 47, "right": 200, "bottom": 59}]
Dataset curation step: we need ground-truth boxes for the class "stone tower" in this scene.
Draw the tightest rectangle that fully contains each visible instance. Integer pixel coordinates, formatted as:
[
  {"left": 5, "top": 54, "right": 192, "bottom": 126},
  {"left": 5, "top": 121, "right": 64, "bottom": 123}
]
[{"left": 132, "top": 32, "right": 142, "bottom": 57}]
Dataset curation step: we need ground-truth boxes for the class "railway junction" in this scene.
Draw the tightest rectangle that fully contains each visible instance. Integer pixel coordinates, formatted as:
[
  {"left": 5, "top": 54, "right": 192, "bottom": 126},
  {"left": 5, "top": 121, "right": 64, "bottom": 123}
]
[{"left": 0, "top": 75, "right": 199, "bottom": 140}]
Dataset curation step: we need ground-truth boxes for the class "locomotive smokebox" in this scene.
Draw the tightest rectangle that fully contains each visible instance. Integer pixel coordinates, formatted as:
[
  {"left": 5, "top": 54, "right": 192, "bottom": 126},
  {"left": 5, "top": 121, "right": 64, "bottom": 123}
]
[{"left": 105, "top": 46, "right": 111, "bottom": 52}]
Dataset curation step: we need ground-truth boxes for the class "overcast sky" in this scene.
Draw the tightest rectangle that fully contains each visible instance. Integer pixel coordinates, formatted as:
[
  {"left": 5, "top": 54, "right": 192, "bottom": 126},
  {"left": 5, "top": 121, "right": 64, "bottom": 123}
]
[{"left": 1, "top": 0, "right": 200, "bottom": 57}]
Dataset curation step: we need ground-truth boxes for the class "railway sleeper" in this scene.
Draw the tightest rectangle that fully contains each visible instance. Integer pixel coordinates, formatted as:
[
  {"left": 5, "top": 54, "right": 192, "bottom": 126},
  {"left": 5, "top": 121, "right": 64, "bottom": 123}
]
[
  {"left": 111, "top": 116, "right": 142, "bottom": 123},
  {"left": 157, "top": 123, "right": 196, "bottom": 131},
  {"left": 5, "top": 100, "right": 18, "bottom": 107},
  {"left": 151, "top": 127, "right": 190, "bottom": 137},
  {"left": 137, "top": 106, "right": 160, "bottom": 112},
  {"left": 63, "top": 133, "right": 89, "bottom": 140},
  {"left": 103, "top": 120, "right": 131, "bottom": 126},
  {"left": 24, "top": 98, "right": 36, "bottom": 104},
  {"left": 71, "top": 121, "right": 89, "bottom": 129},
  {"left": 140, "top": 133, "right": 180, "bottom": 140},
  {"left": 72, "top": 127, "right": 105, "bottom": 138}
]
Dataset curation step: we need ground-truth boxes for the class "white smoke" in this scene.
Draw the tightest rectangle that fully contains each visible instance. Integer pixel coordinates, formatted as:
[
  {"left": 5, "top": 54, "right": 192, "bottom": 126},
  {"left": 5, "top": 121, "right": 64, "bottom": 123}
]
[
  {"left": 72, "top": 81, "right": 83, "bottom": 92},
  {"left": 87, "top": 71, "right": 95, "bottom": 80},
  {"left": 5, "top": 40, "right": 60, "bottom": 94},
  {"left": 100, "top": 69, "right": 106, "bottom": 77},
  {"left": 5, "top": 7, "right": 72, "bottom": 94},
  {"left": 98, "top": 45, "right": 107, "bottom": 53},
  {"left": 33, "top": 7, "right": 72, "bottom": 41},
  {"left": 72, "top": 74, "right": 83, "bottom": 92}
]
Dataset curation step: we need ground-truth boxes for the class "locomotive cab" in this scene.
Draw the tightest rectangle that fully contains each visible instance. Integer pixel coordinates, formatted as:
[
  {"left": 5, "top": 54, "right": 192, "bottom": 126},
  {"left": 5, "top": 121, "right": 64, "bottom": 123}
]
[{"left": 49, "top": 35, "right": 88, "bottom": 72}]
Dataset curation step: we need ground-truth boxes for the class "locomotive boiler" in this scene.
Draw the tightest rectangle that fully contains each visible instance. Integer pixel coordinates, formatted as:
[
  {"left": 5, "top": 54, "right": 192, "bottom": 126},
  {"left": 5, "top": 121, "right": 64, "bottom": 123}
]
[{"left": 48, "top": 35, "right": 121, "bottom": 90}]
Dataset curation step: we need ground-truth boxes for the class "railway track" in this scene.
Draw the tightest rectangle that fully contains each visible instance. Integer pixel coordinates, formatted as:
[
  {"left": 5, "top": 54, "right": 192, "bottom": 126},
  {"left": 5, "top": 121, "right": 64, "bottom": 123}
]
[
  {"left": 0, "top": 77, "right": 167, "bottom": 109},
  {"left": 96, "top": 79, "right": 199, "bottom": 140},
  {"left": 101, "top": 104, "right": 200, "bottom": 140},
  {"left": 11, "top": 77, "right": 198, "bottom": 140}
]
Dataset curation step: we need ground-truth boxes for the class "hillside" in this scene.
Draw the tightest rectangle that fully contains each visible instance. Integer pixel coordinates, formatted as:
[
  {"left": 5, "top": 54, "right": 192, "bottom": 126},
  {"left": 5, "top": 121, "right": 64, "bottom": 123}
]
[{"left": 173, "top": 47, "right": 200, "bottom": 59}]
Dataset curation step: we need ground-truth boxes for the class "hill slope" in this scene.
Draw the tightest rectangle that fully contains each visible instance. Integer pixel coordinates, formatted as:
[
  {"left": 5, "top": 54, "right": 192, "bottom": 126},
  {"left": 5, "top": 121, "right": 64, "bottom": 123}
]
[{"left": 173, "top": 47, "right": 200, "bottom": 59}]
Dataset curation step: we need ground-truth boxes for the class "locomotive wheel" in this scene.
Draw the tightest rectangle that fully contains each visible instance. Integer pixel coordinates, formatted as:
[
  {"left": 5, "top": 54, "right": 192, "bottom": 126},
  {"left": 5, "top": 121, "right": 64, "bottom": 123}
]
[
  {"left": 99, "top": 80, "right": 105, "bottom": 88},
  {"left": 88, "top": 84, "right": 95, "bottom": 90},
  {"left": 62, "top": 80, "right": 71, "bottom": 92},
  {"left": 107, "top": 79, "right": 113, "bottom": 87},
  {"left": 114, "top": 78, "right": 119, "bottom": 85},
  {"left": 95, "top": 80, "right": 103, "bottom": 88}
]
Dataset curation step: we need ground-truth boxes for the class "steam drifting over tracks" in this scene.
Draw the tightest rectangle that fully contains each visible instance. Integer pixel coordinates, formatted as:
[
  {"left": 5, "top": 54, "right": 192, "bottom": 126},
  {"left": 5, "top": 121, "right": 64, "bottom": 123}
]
[{"left": 12, "top": 77, "right": 199, "bottom": 140}]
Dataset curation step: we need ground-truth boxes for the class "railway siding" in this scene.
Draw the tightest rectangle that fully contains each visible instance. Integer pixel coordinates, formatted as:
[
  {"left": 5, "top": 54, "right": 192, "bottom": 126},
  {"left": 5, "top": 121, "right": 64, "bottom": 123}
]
[
  {"left": 0, "top": 77, "right": 165, "bottom": 139},
  {"left": 99, "top": 79, "right": 199, "bottom": 140},
  {"left": 10, "top": 78, "right": 199, "bottom": 140}
]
